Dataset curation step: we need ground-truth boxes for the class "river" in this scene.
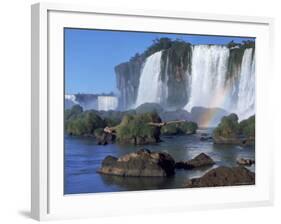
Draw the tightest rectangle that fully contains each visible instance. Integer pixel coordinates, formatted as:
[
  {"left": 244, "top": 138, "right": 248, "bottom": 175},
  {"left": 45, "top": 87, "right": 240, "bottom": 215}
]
[{"left": 64, "top": 129, "right": 255, "bottom": 194}]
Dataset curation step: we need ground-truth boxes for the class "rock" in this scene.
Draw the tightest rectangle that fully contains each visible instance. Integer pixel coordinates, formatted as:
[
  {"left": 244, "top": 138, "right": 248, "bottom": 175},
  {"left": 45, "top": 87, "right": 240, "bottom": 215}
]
[
  {"left": 161, "top": 121, "right": 198, "bottom": 136},
  {"left": 185, "top": 166, "right": 255, "bottom": 188},
  {"left": 236, "top": 158, "right": 255, "bottom": 166},
  {"left": 94, "top": 128, "right": 115, "bottom": 145},
  {"left": 200, "top": 136, "right": 213, "bottom": 141},
  {"left": 213, "top": 136, "right": 242, "bottom": 144},
  {"left": 98, "top": 149, "right": 175, "bottom": 177},
  {"left": 175, "top": 153, "right": 215, "bottom": 169}
]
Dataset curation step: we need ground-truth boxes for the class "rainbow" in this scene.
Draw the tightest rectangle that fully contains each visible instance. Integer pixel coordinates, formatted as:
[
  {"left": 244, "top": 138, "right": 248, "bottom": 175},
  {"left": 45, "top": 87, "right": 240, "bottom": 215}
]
[{"left": 198, "top": 85, "right": 232, "bottom": 127}]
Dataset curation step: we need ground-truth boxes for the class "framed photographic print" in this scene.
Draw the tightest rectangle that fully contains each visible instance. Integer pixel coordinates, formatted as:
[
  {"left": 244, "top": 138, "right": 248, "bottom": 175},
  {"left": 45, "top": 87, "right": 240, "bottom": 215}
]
[{"left": 31, "top": 2, "right": 274, "bottom": 221}]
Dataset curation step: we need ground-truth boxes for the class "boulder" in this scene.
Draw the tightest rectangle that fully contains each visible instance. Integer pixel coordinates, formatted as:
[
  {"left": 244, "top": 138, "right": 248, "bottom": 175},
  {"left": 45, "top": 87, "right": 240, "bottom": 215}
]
[
  {"left": 97, "top": 133, "right": 115, "bottom": 145},
  {"left": 175, "top": 153, "right": 215, "bottom": 169},
  {"left": 185, "top": 166, "right": 255, "bottom": 188},
  {"left": 98, "top": 149, "right": 175, "bottom": 177},
  {"left": 236, "top": 158, "right": 255, "bottom": 166},
  {"left": 94, "top": 128, "right": 115, "bottom": 145},
  {"left": 200, "top": 136, "right": 213, "bottom": 141}
]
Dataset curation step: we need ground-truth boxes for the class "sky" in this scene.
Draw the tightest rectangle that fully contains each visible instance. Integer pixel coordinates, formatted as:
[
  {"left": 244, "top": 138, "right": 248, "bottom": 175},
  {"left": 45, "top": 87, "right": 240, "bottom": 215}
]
[{"left": 64, "top": 28, "right": 255, "bottom": 94}]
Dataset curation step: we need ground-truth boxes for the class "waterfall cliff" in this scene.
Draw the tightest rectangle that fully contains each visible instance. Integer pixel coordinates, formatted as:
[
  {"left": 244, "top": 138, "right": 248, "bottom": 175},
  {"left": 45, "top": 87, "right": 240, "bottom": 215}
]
[{"left": 115, "top": 39, "right": 255, "bottom": 120}]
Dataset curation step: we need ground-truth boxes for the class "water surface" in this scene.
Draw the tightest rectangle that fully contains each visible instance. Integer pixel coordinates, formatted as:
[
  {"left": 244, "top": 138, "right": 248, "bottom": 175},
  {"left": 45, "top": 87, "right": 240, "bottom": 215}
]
[{"left": 64, "top": 129, "right": 255, "bottom": 194}]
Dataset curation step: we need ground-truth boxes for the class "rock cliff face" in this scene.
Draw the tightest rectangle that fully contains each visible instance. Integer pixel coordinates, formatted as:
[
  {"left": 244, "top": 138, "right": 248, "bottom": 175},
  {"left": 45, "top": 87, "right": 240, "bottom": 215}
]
[
  {"left": 115, "top": 56, "right": 144, "bottom": 110},
  {"left": 159, "top": 41, "right": 192, "bottom": 109}
]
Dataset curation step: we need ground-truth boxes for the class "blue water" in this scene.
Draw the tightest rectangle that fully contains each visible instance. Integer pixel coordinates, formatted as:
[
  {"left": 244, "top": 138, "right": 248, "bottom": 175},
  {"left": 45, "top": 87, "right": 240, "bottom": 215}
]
[{"left": 64, "top": 129, "right": 255, "bottom": 194}]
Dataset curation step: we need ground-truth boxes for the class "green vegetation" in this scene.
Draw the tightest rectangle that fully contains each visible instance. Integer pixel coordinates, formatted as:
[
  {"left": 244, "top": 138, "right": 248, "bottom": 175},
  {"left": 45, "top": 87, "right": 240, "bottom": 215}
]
[
  {"left": 64, "top": 105, "right": 199, "bottom": 144},
  {"left": 65, "top": 105, "right": 83, "bottom": 121},
  {"left": 226, "top": 40, "right": 255, "bottom": 49},
  {"left": 213, "top": 113, "right": 239, "bottom": 138},
  {"left": 161, "top": 121, "right": 198, "bottom": 135},
  {"left": 65, "top": 110, "right": 106, "bottom": 136},
  {"left": 94, "top": 128, "right": 105, "bottom": 138},
  {"left": 135, "top": 103, "right": 164, "bottom": 114},
  {"left": 213, "top": 113, "right": 255, "bottom": 139},
  {"left": 161, "top": 40, "right": 192, "bottom": 77},
  {"left": 226, "top": 40, "right": 255, "bottom": 80},
  {"left": 143, "top": 38, "right": 174, "bottom": 58},
  {"left": 239, "top": 115, "right": 255, "bottom": 138},
  {"left": 160, "top": 39, "right": 192, "bottom": 108},
  {"left": 65, "top": 106, "right": 106, "bottom": 136},
  {"left": 116, "top": 112, "right": 162, "bottom": 144}
]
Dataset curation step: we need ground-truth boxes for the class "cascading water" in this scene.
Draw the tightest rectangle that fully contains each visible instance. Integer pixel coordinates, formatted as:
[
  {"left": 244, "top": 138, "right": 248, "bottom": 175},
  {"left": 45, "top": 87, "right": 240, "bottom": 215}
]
[
  {"left": 158, "top": 56, "right": 169, "bottom": 106},
  {"left": 130, "top": 44, "right": 255, "bottom": 121},
  {"left": 135, "top": 51, "right": 162, "bottom": 107},
  {"left": 65, "top": 94, "right": 79, "bottom": 109},
  {"left": 236, "top": 49, "right": 255, "bottom": 120},
  {"left": 184, "top": 45, "right": 255, "bottom": 120},
  {"left": 97, "top": 96, "right": 118, "bottom": 111},
  {"left": 185, "top": 45, "right": 230, "bottom": 111}
]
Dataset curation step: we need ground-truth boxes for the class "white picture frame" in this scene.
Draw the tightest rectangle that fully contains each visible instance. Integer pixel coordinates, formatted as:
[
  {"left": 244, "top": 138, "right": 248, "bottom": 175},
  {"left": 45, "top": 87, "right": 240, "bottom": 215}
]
[{"left": 31, "top": 2, "right": 275, "bottom": 221}]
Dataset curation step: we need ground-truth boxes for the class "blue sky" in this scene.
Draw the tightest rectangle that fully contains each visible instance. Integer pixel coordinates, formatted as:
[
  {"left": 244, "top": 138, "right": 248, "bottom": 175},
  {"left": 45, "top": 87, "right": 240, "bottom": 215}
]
[{"left": 64, "top": 28, "right": 255, "bottom": 94}]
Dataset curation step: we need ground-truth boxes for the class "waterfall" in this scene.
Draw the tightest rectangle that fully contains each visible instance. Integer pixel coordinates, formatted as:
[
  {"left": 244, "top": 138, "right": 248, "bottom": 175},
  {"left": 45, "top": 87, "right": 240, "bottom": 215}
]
[
  {"left": 158, "top": 55, "right": 169, "bottom": 107},
  {"left": 65, "top": 94, "right": 118, "bottom": 111},
  {"left": 130, "top": 44, "right": 255, "bottom": 121},
  {"left": 236, "top": 49, "right": 255, "bottom": 120},
  {"left": 185, "top": 45, "right": 230, "bottom": 111},
  {"left": 135, "top": 51, "right": 162, "bottom": 107},
  {"left": 184, "top": 45, "right": 255, "bottom": 120},
  {"left": 97, "top": 96, "right": 118, "bottom": 111},
  {"left": 65, "top": 94, "right": 79, "bottom": 109}
]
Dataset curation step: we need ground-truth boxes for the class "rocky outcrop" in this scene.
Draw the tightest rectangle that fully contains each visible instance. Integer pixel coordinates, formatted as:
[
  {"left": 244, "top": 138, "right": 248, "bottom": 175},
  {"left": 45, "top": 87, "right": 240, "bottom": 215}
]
[
  {"left": 213, "top": 114, "right": 255, "bottom": 145},
  {"left": 200, "top": 133, "right": 213, "bottom": 141},
  {"left": 236, "top": 158, "right": 255, "bottom": 166},
  {"left": 175, "top": 153, "right": 215, "bottom": 169},
  {"left": 94, "top": 129, "right": 116, "bottom": 145},
  {"left": 116, "top": 112, "right": 162, "bottom": 145},
  {"left": 115, "top": 57, "right": 144, "bottom": 110},
  {"left": 185, "top": 166, "right": 255, "bottom": 188},
  {"left": 98, "top": 149, "right": 175, "bottom": 177}
]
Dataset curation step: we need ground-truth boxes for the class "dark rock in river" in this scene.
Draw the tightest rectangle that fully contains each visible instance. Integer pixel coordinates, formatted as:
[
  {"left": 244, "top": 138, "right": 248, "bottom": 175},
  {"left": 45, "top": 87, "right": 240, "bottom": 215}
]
[
  {"left": 98, "top": 149, "right": 175, "bottom": 177},
  {"left": 175, "top": 153, "right": 215, "bottom": 169},
  {"left": 236, "top": 158, "right": 255, "bottom": 166},
  {"left": 200, "top": 135, "right": 213, "bottom": 141},
  {"left": 94, "top": 128, "right": 115, "bottom": 145},
  {"left": 185, "top": 166, "right": 255, "bottom": 188}
]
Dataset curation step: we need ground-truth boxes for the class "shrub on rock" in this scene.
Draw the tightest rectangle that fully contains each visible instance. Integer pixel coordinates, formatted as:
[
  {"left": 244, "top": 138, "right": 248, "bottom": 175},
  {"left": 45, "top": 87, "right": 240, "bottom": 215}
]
[{"left": 116, "top": 112, "right": 162, "bottom": 144}]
